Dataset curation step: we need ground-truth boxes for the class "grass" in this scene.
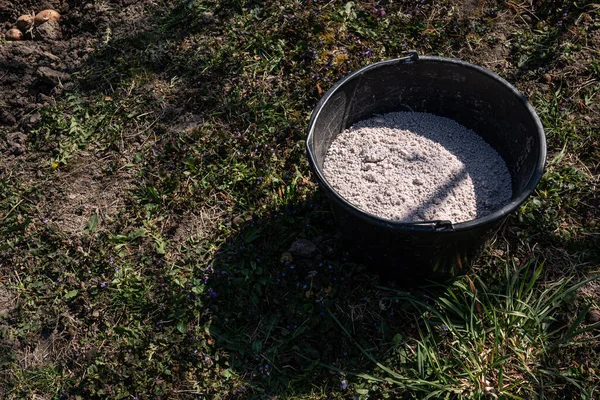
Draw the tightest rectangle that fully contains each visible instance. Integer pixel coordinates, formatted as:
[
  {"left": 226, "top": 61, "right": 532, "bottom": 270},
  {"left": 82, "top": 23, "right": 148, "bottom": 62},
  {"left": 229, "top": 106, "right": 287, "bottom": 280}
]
[
  {"left": 328, "top": 261, "right": 600, "bottom": 399},
  {"left": 1, "top": 0, "right": 599, "bottom": 399}
]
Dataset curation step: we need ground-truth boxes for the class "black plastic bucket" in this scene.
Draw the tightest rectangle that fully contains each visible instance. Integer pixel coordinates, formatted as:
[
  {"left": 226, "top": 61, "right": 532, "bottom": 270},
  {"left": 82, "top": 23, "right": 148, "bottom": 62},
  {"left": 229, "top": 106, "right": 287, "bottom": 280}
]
[{"left": 306, "top": 52, "right": 546, "bottom": 283}]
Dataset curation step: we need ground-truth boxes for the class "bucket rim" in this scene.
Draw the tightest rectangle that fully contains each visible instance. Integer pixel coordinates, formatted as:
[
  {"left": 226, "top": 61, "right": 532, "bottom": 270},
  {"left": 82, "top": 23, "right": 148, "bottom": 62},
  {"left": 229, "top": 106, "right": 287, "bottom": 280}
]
[{"left": 306, "top": 55, "right": 547, "bottom": 232}]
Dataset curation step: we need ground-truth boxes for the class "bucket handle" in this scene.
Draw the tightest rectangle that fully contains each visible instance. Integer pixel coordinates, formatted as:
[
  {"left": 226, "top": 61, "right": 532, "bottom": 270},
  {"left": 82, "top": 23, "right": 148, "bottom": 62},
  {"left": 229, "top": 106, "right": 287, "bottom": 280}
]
[
  {"left": 405, "top": 220, "right": 454, "bottom": 232},
  {"left": 401, "top": 50, "right": 419, "bottom": 63}
]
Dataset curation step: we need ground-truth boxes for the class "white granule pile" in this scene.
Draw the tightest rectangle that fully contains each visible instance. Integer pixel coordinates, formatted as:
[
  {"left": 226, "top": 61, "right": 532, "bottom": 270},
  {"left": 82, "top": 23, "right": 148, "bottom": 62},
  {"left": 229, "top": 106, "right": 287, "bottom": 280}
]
[{"left": 323, "top": 112, "right": 512, "bottom": 223}]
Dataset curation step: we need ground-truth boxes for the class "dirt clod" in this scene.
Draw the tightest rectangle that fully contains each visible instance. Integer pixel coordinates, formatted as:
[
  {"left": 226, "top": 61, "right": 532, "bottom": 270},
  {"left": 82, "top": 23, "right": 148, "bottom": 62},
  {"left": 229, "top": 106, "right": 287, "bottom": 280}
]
[
  {"left": 3, "top": 132, "right": 28, "bottom": 155},
  {"left": 37, "top": 66, "right": 70, "bottom": 85},
  {"left": 289, "top": 239, "right": 318, "bottom": 258},
  {"left": 30, "top": 19, "right": 62, "bottom": 41},
  {"left": 0, "top": 110, "right": 17, "bottom": 126}
]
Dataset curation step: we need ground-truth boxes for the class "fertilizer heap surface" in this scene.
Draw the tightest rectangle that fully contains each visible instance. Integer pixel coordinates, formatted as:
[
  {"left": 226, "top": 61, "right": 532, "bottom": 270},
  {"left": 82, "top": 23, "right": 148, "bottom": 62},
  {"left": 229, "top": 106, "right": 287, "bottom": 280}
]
[{"left": 323, "top": 112, "right": 512, "bottom": 223}]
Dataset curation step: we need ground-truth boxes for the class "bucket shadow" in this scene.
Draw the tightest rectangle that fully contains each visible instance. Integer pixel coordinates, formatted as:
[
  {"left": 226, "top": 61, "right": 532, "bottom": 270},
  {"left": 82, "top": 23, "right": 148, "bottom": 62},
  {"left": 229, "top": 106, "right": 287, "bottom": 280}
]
[
  {"left": 194, "top": 193, "right": 388, "bottom": 395},
  {"left": 196, "top": 196, "right": 585, "bottom": 397}
]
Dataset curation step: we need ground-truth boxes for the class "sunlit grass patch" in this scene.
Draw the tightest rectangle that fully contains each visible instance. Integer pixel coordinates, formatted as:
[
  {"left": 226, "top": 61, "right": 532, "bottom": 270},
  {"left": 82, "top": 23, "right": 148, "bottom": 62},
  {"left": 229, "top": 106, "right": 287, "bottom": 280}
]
[{"left": 329, "top": 260, "right": 600, "bottom": 399}]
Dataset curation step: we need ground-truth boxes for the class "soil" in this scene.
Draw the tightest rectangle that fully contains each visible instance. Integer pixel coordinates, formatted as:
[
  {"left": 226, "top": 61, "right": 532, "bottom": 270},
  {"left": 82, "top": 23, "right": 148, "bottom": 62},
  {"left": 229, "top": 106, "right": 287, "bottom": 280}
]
[
  {"left": 171, "top": 207, "right": 225, "bottom": 248},
  {"left": 323, "top": 112, "right": 513, "bottom": 223},
  {"left": 0, "top": 0, "right": 162, "bottom": 148},
  {"left": 1, "top": 2, "right": 93, "bottom": 132},
  {"left": 0, "top": 0, "right": 169, "bottom": 234},
  {"left": 0, "top": 283, "right": 15, "bottom": 316},
  {"left": 37, "top": 151, "right": 136, "bottom": 234},
  {"left": 0, "top": 0, "right": 597, "bottom": 396}
]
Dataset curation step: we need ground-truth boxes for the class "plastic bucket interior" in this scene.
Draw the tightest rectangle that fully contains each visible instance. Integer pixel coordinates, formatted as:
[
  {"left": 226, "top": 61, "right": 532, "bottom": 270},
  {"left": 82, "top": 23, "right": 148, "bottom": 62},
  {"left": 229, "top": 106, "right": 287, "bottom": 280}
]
[{"left": 306, "top": 52, "right": 546, "bottom": 283}]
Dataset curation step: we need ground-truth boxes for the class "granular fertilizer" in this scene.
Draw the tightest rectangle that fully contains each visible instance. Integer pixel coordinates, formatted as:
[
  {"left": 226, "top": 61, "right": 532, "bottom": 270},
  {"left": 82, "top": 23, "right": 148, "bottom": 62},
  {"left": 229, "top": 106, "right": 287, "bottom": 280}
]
[{"left": 323, "top": 112, "right": 512, "bottom": 223}]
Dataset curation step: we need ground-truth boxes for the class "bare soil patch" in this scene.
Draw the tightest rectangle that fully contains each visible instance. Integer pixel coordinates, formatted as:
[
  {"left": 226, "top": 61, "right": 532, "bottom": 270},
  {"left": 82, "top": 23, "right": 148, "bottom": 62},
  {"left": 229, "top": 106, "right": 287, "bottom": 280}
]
[
  {"left": 169, "top": 206, "right": 225, "bottom": 252},
  {"left": 0, "top": 283, "right": 16, "bottom": 316},
  {"left": 1, "top": 1, "right": 99, "bottom": 132},
  {"left": 40, "top": 152, "right": 135, "bottom": 234},
  {"left": 1, "top": 0, "right": 166, "bottom": 133}
]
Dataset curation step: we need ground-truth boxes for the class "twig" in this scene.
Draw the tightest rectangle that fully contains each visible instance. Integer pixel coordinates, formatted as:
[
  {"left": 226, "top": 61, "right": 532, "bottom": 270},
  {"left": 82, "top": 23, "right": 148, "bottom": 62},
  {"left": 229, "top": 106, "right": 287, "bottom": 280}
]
[
  {"left": 13, "top": 269, "right": 24, "bottom": 288},
  {"left": 507, "top": 1, "right": 540, "bottom": 21},
  {"left": 571, "top": 78, "right": 597, "bottom": 97},
  {"left": 0, "top": 200, "right": 23, "bottom": 222}
]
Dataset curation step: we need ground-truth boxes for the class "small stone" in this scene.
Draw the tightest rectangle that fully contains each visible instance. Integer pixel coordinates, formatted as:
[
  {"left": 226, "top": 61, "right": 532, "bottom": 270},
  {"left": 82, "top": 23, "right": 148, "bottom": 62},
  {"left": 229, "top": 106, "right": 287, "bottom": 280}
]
[
  {"left": 38, "top": 93, "right": 54, "bottom": 106},
  {"left": 586, "top": 309, "right": 600, "bottom": 325},
  {"left": 288, "top": 239, "right": 317, "bottom": 258},
  {"left": 21, "top": 112, "right": 41, "bottom": 131},
  {"left": 29, "top": 112, "right": 41, "bottom": 125},
  {"left": 542, "top": 74, "right": 552, "bottom": 84}
]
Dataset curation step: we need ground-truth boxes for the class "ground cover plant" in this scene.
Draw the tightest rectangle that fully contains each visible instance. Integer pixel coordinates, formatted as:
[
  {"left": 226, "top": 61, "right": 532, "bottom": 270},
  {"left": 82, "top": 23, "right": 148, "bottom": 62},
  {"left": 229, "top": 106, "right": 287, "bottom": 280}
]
[{"left": 0, "top": 0, "right": 599, "bottom": 398}]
